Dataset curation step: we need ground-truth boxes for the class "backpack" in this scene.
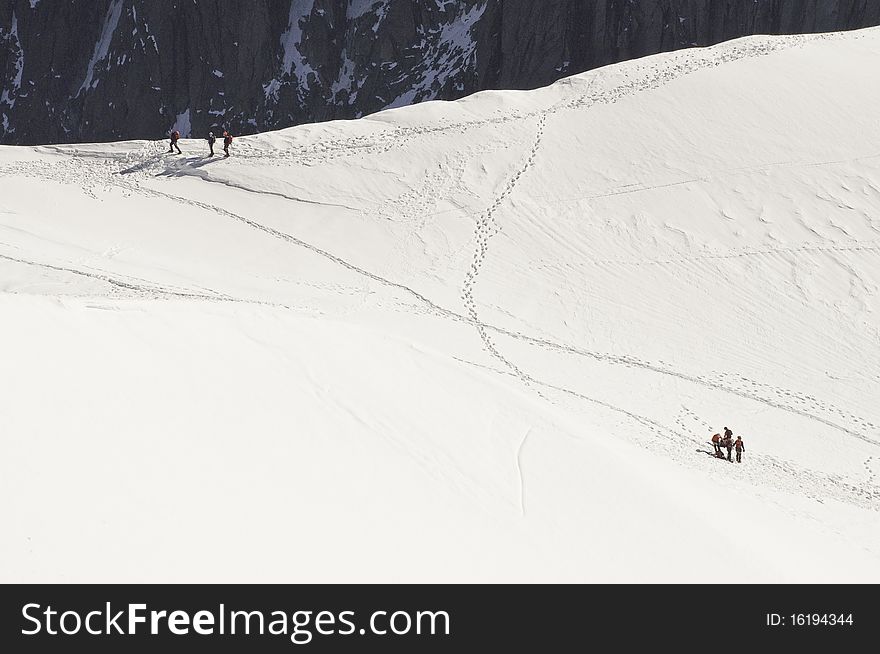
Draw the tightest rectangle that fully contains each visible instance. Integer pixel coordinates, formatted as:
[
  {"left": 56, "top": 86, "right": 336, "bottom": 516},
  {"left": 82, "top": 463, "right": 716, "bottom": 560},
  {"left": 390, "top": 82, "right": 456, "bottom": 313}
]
[
  {"left": 171, "top": 130, "right": 180, "bottom": 140},
  {"left": 224, "top": 134, "right": 233, "bottom": 144}
]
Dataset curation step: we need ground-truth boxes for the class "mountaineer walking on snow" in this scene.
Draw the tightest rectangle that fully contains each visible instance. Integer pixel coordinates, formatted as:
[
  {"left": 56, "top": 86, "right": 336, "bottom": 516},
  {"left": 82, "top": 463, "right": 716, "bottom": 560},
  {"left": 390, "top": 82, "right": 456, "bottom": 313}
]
[
  {"left": 722, "top": 432, "right": 734, "bottom": 462},
  {"left": 711, "top": 432, "right": 723, "bottom": 458},
  {"left": 168, "top": 129, "right": 182, "bottom": 154},
  {"left": 223, "top": 131, "right": 233, "bottom": 157},
  {"left": 734, "top": 436, "right": 745, "bottom": 463},
  {"left": 207, "top": 131, "right": 216, "bottom": 157}
]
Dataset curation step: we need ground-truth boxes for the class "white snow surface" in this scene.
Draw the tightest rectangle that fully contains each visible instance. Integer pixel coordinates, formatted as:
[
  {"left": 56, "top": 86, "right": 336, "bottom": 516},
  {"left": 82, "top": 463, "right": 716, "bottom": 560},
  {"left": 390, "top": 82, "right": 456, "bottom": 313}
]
[{"left": 2, "top": 29, "right": 880, "bottom": 582}]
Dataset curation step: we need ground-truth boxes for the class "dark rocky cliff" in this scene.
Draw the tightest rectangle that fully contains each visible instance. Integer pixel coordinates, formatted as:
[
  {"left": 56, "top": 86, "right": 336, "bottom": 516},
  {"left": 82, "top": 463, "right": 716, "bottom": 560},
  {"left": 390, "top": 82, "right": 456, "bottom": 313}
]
[{"left": 1, "top": 0, "right": 878, "bottom": 145}]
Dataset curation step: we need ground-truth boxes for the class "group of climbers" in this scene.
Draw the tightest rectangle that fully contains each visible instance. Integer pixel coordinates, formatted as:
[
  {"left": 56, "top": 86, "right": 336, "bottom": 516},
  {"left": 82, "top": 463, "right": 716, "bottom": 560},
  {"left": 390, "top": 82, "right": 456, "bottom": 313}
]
[
  {"left": 711, "top": 427, "right": 745, "bottom": 463},
  {"left": 168, "top": 128, "right": 234, "bottom": 157}
]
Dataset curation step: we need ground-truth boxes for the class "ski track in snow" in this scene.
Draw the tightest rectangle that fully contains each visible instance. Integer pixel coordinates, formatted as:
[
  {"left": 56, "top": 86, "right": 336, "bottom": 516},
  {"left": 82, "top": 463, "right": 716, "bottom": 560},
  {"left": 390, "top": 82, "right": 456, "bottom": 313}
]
[
  {"left": 515, "top": 427, "right": 531, "bottom": 517},
  {"left": 2, "top": 28, "right": 879, "bottom": 516},
  {"left": 0, "top": 251, "right": 291, "bottom": 309},
  {"left": 545, "top": 150, "right": 880, "bottom": 205}
]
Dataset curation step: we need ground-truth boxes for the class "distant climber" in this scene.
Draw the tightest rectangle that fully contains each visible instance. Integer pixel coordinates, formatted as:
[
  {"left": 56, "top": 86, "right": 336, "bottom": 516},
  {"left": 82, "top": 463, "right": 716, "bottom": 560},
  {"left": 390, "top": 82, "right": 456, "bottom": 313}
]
[
  {"left": 722, "top": 432, "right": 734, "bottom": 462},
  {"left": 223, "top": 131, "right": 233, "bottom": 157},
  {"left": 207, "top": 131, "right": 216, "bottom": 157},
  {"left": 711, "top": 432, "right": 723, "bottom": 458},
  {"left": 734, "top": 436, "right": 745, "bottom": 463},
  {"left": 168, "top": 129, "right": 182, "bottom": 154}
]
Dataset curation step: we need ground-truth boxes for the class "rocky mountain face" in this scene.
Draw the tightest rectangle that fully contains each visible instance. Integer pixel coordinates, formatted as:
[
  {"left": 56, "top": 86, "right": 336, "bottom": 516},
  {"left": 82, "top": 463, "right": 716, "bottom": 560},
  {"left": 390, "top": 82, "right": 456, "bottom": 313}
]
[{"left": 1, "top": 0, "right": 878, "bottom": 145}]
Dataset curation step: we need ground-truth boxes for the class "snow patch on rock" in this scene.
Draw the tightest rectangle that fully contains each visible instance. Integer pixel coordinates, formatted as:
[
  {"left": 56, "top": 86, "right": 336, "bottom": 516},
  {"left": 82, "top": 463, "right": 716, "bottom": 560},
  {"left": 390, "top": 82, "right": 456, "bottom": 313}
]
[
  {"left": 387, "top": 1, "right": 486, "bottom": 109},
  {"left": 0, "top": 11, "right": 24, "bottom": 110},
  {"left": 78, "top": 0, "right": 124, "bottom": 95},
  {"left": 281, "top": 1, "right": 317, "bottom": 84},
  {"left": 175, "top": 108, "right": 192, "bottom": 138}
]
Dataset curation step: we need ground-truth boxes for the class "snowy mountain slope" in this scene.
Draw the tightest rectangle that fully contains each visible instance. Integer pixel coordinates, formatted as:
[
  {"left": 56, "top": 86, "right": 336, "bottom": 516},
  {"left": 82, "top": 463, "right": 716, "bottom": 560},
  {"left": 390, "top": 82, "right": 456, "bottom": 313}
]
[{"left": 1, "top": 28, "right": 880, "bottom": 582}]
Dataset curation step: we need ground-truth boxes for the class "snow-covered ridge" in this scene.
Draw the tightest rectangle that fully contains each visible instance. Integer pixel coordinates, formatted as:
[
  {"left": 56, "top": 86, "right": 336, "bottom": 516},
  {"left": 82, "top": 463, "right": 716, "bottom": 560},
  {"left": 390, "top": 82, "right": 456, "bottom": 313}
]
[
  {"left": 3, "top": 0, "right": 878, "bottom": 145},
  {"left": 1, "top": 29, "right": 879, "bottom": 582}
]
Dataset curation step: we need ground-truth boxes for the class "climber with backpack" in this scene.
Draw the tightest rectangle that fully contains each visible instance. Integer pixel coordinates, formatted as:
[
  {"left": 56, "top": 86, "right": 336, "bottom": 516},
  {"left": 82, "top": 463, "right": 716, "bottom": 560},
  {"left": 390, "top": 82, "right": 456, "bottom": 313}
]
[
  {"left": 223, "top": 131, "right": 233, "bottom": 157},
  {"left": 207, "top": 131, "right": 216, "bottom": 156},
  {"left": 711, "top": 432, "right": 723, "bottom": 458},
  {"left": 722, "top": 431, "right": 735, "bottom": 462},
  {"left": 734, "top": 436, "right": 745, "bottom": 463},
  {"left": 168, "top": 129, "right": 182, "bottom": 154}
]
